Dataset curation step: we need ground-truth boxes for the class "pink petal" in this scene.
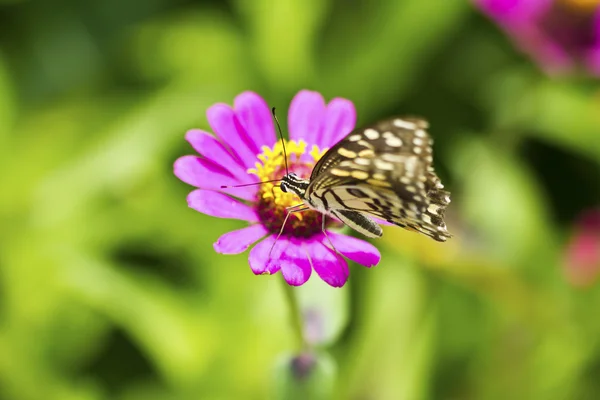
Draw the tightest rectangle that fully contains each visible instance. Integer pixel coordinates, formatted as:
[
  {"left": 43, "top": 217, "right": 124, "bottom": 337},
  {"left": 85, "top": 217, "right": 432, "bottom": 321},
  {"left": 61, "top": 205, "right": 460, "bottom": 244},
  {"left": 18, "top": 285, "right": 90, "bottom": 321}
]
[
  {"left": 476, "top": 0, "right": 549, "bottom": 24},
  {"left": 564, "top": 209, "right": 600, "bottom": 286},
  {"left": 234, "top": 91, "right": 277, "bottom": 150},
  {"left": 207, "top": 104, "right": 259, "bottom": 169},
  {"left": 307, "top": 239, "right": 349, "bottom": 288},
  {"left": 249, "top": 235, "right": 289, "bottom": 275},
  {"left": 174, "top": 155, "right": 229, "bottom": 186},
  {"left": 564, "top": 232, "right": 600, "bottom": 286},
  {"left": 586, "top": 48, "right": 600, "bottom": 76},
  {"left": 185, "top": 129, "right": 253, "bottom": 182},
  {"left": 319, "top": 98, "right": 356, "bottom": 149},
  {"left": 325, "top": 231, "right": 381, "bottom": 268},
  {"left": 278, "top": 237, "right": 313, "bottom": 286},
  {"left": 515, "top": 30, "right": 575, "bottom": 75},
  {"left": 187, "top": 189, "right": 258, "bottom": 222},
  {"left": 476, "top": 0, "right": 580, "bottom": 75},
  {"left": 214, "top": 224, "right": 268, "bottom": 254},
  {"left": 288, "top": 90, "right": 326, "bottom": 147},
  {"left": 174, "top": 156, "right": 256, "bottom": 201}
]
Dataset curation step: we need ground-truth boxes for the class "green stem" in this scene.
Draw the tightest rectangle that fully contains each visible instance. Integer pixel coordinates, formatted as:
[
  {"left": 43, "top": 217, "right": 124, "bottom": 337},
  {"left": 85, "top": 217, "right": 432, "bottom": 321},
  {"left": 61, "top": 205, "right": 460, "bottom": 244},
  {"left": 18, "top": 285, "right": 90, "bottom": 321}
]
[{"left": 281, "top": 278, "right": 307, "bottom": 350}]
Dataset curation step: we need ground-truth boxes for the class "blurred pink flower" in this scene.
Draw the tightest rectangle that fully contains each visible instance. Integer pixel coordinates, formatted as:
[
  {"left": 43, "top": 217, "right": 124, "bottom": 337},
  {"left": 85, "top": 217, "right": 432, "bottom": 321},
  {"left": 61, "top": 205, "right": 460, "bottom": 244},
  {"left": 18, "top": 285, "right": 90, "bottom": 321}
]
[
  {"left": 476, "top": 0, "right": 600, "bottom": 76},
  {"left": 564, "top": 208, "right": 600, "bottom": 287},
  {"left": 174, "top": 90, "right": 380, "bottom": 287}
]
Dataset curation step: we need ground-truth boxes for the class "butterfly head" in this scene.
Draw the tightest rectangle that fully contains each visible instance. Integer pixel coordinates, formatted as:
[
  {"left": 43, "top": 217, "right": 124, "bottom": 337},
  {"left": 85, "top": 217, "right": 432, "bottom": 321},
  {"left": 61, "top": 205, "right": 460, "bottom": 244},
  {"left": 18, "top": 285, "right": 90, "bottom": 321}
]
[{"left": 280, "top": 172, "right": 310, "bottom": 198}]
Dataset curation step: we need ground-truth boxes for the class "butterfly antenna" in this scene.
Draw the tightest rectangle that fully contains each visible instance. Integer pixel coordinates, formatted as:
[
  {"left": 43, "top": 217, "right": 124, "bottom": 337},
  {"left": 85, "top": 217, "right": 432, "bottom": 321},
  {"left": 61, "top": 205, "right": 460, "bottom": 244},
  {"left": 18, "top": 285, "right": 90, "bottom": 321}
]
[
  {"left": 220, "top": 178, "right": 282, "bottom": 189},
  {"left": 272, "top": 107, "right": 289, "bottom": 175}
]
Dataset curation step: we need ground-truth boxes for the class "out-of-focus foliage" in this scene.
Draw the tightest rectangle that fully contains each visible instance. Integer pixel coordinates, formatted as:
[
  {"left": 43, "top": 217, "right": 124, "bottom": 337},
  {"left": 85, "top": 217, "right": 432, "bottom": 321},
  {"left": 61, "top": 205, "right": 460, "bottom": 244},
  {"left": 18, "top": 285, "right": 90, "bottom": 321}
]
[{"left": 0, "top": 1, "right": 599, "bottom": 399}]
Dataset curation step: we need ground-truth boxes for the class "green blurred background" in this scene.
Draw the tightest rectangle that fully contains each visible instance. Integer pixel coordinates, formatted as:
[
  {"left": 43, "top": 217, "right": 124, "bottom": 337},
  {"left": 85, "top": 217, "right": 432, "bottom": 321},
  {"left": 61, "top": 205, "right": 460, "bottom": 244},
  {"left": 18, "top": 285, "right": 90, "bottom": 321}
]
[{"left": 1, "top": 0, "right": 599, "bottom": 399}]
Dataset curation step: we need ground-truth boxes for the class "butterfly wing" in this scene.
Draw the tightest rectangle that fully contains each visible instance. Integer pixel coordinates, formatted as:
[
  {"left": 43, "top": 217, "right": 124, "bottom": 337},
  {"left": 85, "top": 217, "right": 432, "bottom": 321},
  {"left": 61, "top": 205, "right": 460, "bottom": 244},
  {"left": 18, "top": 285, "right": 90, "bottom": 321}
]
[{"left": 306, "top": 117, "right": 451, "bottom": 241}]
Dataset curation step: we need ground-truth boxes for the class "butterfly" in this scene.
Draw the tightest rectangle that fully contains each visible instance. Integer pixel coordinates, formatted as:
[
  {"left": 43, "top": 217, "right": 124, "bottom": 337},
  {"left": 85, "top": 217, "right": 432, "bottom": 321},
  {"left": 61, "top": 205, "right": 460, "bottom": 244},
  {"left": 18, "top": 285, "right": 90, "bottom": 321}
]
[{"left": 279, "top": 117, "right": 451, "bottom": 242}]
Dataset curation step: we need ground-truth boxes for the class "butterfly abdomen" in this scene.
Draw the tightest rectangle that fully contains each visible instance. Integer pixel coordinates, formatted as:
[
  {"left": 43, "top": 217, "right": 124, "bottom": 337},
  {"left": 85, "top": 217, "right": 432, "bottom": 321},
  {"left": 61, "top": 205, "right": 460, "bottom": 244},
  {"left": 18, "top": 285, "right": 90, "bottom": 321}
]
[{"left": 331, "top": 209, "right": 383, "bottom": 238}]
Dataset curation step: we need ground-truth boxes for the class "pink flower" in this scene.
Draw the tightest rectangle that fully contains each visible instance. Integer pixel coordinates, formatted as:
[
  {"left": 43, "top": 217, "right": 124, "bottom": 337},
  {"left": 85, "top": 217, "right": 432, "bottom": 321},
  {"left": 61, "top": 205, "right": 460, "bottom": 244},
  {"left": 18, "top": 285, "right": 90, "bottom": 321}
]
[
  {"left": 475, "top": 0, "right": 600, "bottom": 76},
  {"left": 564, "top": 208, "right": 600, "bottom": 287},
  {"left": 174, "top": 90, "right": 380, "bottom": 287}
]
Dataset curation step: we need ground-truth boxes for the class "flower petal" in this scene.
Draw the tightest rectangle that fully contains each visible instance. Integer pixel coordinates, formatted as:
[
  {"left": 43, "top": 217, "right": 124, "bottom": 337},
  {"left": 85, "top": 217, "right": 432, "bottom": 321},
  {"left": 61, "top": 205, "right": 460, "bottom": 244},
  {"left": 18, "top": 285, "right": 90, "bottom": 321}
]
[
  {"left": 279, "top": 237, "right": 313, "bottom": 286},
  {"left": 307, "top": 239, "right": 349, "bottom": 287},
  {"left": 207, "top": 103, "right": 259, "bottom": 169},
  {"left": 249, "top": 235, "right": 290, "bottom": 275},
  {"left": 585, "top": 14, "right": 600, "bottom": 75},
  {"left": 475, "top": 0, "right": 577, "bottom": 75},
  {"left": 174, "top": 155, "right": 228, "bottom": 186},
  {"left": 185, "top": 129, "right": 253, "bottom": 182},
  {"left": 587, "top": 47, "right": 600, "bottom": 76},
  {"left": 476, "top": 0, "right": 549, "bottom": 24},
  {"left": 319, "top": 97, "right": 356, "bottom": 148},
  {"left": 174, "top": 156, "right": 256, "bottom": 201},
  {"left": 564, "top": 209, "right": 600, "bottom": 286},
  {"left": 288, "top": 90, "right": 326, "bottom": 146},
  {"left": 325, "top": 231, "right": 381, "bottom": 268},
  {"left": 214, "top": 224, "right": 268, "bottom": 254},
  {"left": 234, "top": 91, "right": 277, "bottom": 149},
  {"left": 187, "top": 189, "right": 258, "bottom": 222}
]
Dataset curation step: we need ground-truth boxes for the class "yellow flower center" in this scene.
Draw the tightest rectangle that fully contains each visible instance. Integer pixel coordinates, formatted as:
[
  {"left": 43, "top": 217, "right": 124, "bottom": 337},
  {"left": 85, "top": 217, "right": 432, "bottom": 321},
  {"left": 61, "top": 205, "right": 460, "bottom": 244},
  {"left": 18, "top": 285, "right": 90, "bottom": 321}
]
[{"left": 248, "top": 140, "right": 331, "bottom": 237}]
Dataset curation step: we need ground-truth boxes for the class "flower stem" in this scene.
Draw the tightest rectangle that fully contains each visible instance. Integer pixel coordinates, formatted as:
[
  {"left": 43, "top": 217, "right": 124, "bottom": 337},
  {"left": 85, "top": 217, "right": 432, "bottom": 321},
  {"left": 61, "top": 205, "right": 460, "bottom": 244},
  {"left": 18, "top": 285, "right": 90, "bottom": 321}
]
[{"left": 281, "top": 278, "right": 307, "bottom": 350}]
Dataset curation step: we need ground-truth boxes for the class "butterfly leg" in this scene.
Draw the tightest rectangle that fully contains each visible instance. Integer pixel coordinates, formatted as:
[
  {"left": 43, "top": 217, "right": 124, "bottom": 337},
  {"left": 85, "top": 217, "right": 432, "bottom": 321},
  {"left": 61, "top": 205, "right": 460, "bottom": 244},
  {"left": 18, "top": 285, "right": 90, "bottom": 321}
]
[
  {"left": 268, "top": 204, "right": 310, "bottom": 258},
  {"left": 320, "top": 215, "right": 346, "bottom": 264},
  {"left": 286, "top": 204, "right": 309, "bottom": 212}
]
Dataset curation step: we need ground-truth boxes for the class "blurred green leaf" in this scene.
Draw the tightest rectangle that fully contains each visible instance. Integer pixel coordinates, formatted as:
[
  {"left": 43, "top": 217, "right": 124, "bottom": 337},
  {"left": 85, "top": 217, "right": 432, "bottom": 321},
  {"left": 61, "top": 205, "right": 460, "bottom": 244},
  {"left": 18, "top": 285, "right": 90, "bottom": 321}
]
[
  {"left": 528, "top": 82, "right": 600, "bottom": 161},
  {"left": 30, "top": 85, "right": 220, "bottom": 227},
  {"left": 128, "top": 10, "right": 251, "bottom": 88},
  {"left": 320, "top": 0, "right": 470, "bottom": 116},
  {"left": 61, "top": 251, "right": 218, "bottom": 387},
  {"left": 487, "top": 69, "right": 600, "bottom": 161},
  {"left": 233, "top": 0, "right": 328, "bottom": 92},
  {"left": 450, "top": 136, "right": 557, "bottom": 268},
  {"left": 0, "top": 53, "right": 15, "bottom": 164}
]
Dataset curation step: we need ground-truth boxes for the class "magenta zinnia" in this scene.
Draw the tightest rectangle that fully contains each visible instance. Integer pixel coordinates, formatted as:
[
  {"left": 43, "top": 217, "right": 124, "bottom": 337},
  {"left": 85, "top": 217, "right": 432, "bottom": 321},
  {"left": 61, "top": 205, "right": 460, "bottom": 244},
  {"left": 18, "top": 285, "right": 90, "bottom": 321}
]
[
  {"left": 476, "top": 0, "right": 600, "bottom": 76},
  {"left": 174, "top": 90, "right": 380, "bottom": 287}
]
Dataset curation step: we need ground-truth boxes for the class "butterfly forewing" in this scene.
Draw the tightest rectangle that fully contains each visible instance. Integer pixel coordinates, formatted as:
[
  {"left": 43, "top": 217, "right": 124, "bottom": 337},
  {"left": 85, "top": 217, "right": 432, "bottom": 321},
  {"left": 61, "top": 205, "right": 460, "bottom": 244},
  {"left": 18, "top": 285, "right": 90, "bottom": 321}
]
[{"left": 305, "top": 117, "right": 451, "bottom": 242}]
